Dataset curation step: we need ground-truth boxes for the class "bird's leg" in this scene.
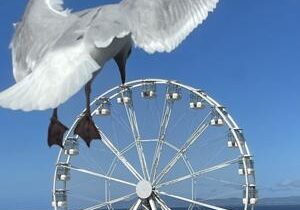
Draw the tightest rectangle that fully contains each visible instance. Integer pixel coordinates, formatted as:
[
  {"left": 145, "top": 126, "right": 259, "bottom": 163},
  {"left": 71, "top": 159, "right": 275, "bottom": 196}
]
[
  {"left": 74, "top": 80, "right": 101, "bottom": 147},
  {"left": 48, "top": 108, "right": 69, "bottom": 148},
  {"left": 114, "top": 50, "right": 128, "bottom": 84}
]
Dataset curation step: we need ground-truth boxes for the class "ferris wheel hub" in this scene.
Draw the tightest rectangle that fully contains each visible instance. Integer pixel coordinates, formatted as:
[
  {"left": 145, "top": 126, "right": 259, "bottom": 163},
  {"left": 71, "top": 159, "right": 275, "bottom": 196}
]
[{"left": 136, "top": 180, "right": 153, "bottom": 199}]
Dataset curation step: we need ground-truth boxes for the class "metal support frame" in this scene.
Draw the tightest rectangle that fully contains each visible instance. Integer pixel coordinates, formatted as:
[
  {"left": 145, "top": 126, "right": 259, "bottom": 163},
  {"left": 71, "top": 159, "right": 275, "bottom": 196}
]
[
  {"left": 154, "top": 193, "right": 172, "bottom": 210},
  {"left": 130, "top": 199, "right": 142, "bottom": 210},
  {"left": 65, "top": 165, "right": 136, "bottom": 187},
  {"left": 149, "top": 197, "right": 157, "bottom": 210}
]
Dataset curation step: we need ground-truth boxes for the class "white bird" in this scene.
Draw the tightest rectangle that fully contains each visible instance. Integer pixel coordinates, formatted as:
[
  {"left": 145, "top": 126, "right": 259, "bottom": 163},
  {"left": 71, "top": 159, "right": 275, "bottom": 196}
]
[{"left": 0, "top": 0, "right": 219, "bottom": 147}]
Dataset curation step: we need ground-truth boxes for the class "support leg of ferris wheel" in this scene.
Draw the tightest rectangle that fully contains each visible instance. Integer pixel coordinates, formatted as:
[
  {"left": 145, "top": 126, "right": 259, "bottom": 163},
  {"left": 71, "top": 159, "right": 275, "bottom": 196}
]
[
  {"left": 130, "top": 199, "right": 142, "bottom": 210},
  {"left": 148, "top": 197, "right": 157, "bottom": 210},
  {"left": 153, "top": 193, "right": 171, "bottom": 210}
]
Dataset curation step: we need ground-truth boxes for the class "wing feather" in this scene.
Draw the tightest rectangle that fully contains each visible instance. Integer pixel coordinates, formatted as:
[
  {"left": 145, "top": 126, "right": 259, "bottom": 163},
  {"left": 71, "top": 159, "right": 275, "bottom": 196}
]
[
  {"left": 0, "top": 43, "right": 100, "bottom": 111},
  {"left": 11, "top": 0, "right": 72, "bottom": 82},
  {"left": 120, "top": 0, "right": 219, "bottom": 53},
  {"left": 86, "top": 5, "right": 130, "bottom": 49}
]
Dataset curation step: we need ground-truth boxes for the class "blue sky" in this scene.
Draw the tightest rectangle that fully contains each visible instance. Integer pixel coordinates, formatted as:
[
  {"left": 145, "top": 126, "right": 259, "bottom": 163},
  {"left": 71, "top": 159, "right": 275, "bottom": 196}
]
[{"left": 0, "top": 0, "right": 300, "bottom": 209}]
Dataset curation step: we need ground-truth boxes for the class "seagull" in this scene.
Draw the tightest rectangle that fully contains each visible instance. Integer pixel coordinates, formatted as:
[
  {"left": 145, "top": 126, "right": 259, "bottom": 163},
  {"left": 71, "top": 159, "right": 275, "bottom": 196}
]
[{"left": 0, "top": 0, "right": 219, "bottom": 148}]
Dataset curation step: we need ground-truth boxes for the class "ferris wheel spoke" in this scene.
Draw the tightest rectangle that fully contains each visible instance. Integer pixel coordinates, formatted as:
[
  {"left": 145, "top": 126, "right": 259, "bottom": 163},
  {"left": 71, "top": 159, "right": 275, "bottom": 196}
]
[
  {"left": 123, "top": 96, "right": 150, "bottom": 180},
  {"left": 65, "top": 165, "right": 136, "bottom": 187},
  {"left": 156, "top": 158, "right": 240, "bottom": 188},
  {"left": 142, "top": 203, "right": 150, "bottom": 210},
  {"left": 158, "top": 191, "right": 229, "bottom": 210},
  {"left": 151, "top": 98, "right": 174, "bottom": 181},
  {"left": 107, "top": 141, "right": 136, "bottom": 173},
  {"left": 203, "top": 176, "right": 241, "bottom": 188},
  {"left": 83, "top": 192, "right": 136, "bottom": 210},
  {"left": 107, "top": 141, "right": 136, "bottom": 176},
  {"left": 100, "top": 130, "right": 144, "bottom": 181},
  {"left": 154, "top": 111, "right": 212, "bottom": 185},
  {"left": 148, "top": 197, "right": 157, "bottom": 210}
]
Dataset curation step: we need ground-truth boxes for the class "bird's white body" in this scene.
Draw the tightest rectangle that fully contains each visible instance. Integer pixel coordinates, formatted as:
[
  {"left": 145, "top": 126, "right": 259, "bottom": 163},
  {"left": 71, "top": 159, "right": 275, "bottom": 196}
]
[{"left": 0, "top": 0, "right": 219, "bottom": 111}]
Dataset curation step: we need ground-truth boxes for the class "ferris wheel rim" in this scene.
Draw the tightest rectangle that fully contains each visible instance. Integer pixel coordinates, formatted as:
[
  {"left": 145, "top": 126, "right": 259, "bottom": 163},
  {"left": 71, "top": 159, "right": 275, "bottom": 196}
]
[{"left": 52, "top": 78, "right": 256, "bottom": 210}]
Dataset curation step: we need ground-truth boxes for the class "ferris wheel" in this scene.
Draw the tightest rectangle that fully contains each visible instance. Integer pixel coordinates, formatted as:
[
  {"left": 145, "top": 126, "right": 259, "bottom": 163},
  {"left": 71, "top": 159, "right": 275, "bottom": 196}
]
[{"left": 52, "top": 79, "right": 257, "bottom": 210}]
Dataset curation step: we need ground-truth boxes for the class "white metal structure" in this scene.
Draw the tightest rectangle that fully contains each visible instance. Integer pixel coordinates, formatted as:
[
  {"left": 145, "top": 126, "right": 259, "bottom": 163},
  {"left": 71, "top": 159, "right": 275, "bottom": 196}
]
[{"left": 52, "top": 79, "right": 257, "bottom": 210}]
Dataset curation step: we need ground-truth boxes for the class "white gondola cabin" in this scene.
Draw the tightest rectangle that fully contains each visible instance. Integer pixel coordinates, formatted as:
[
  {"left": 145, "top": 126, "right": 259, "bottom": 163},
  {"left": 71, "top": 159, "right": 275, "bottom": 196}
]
[
  {"left": 117, "top": 86, "right": 132, "bottom": 104},
  {"left": 95, "top": 97, "right": 111, "bottom": 116},
  {"left": 189, "top": 91, "right": 205, "bottom": 109},
  {"left": 210, "top": 107, "right": 227, "bottom": 126},
  {"left": 243, "top": 184, "right": 258, "bottom": 205},
  {"left": 52, "top": 189, "right": 67, "bottom": 208},
  {"left": 56, "top": 163, "right": 70, "bottom": 181},
  {"left": 141, "top": 82, "right": 156, "bottom": 99},
  {"left": 210, "top": 117, "right": 224, "bottom": 126},
  {"left": 166, "top": 83, "right": 181, "bottom": 101},
  {"left": 210, "top": 112, "right": 224, "bottom": 126},
  {"left": 228, "top": 129, "right": 245, "bottom": 148},
  {"left": 239, "top": 155, "right": 255, "bottom": 175},
  {"left": 64, "top": 137, "right": 79, "bottom": 156}
]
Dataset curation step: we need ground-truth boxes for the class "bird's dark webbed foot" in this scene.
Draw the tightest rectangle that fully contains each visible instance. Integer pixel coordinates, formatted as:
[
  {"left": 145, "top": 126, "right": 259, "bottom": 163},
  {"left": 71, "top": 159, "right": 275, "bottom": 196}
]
[
  {"left": 74, "top": 112, "right": 101, "bottom": 147},
  {"left": 48, "top": 109, "right": 69, "bottom": 148}
]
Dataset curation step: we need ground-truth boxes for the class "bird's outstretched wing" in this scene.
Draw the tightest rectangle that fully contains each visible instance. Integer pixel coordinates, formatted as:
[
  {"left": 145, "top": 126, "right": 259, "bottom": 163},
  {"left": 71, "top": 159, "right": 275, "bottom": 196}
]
[
  {"left": 1, "top": 2, "right": 127, "bottom": 112},
  {"left": 120, "top": 0, "right": 219, "bottom": 53},
  {"left": 0, "top": 43, "right": 100, "bottom": 111},
  {"left": 1, "top": 0, "right": 103, "bottom": 111},
  {"left": 10, "top": 0, "right": 71, "bottom": 82}
]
